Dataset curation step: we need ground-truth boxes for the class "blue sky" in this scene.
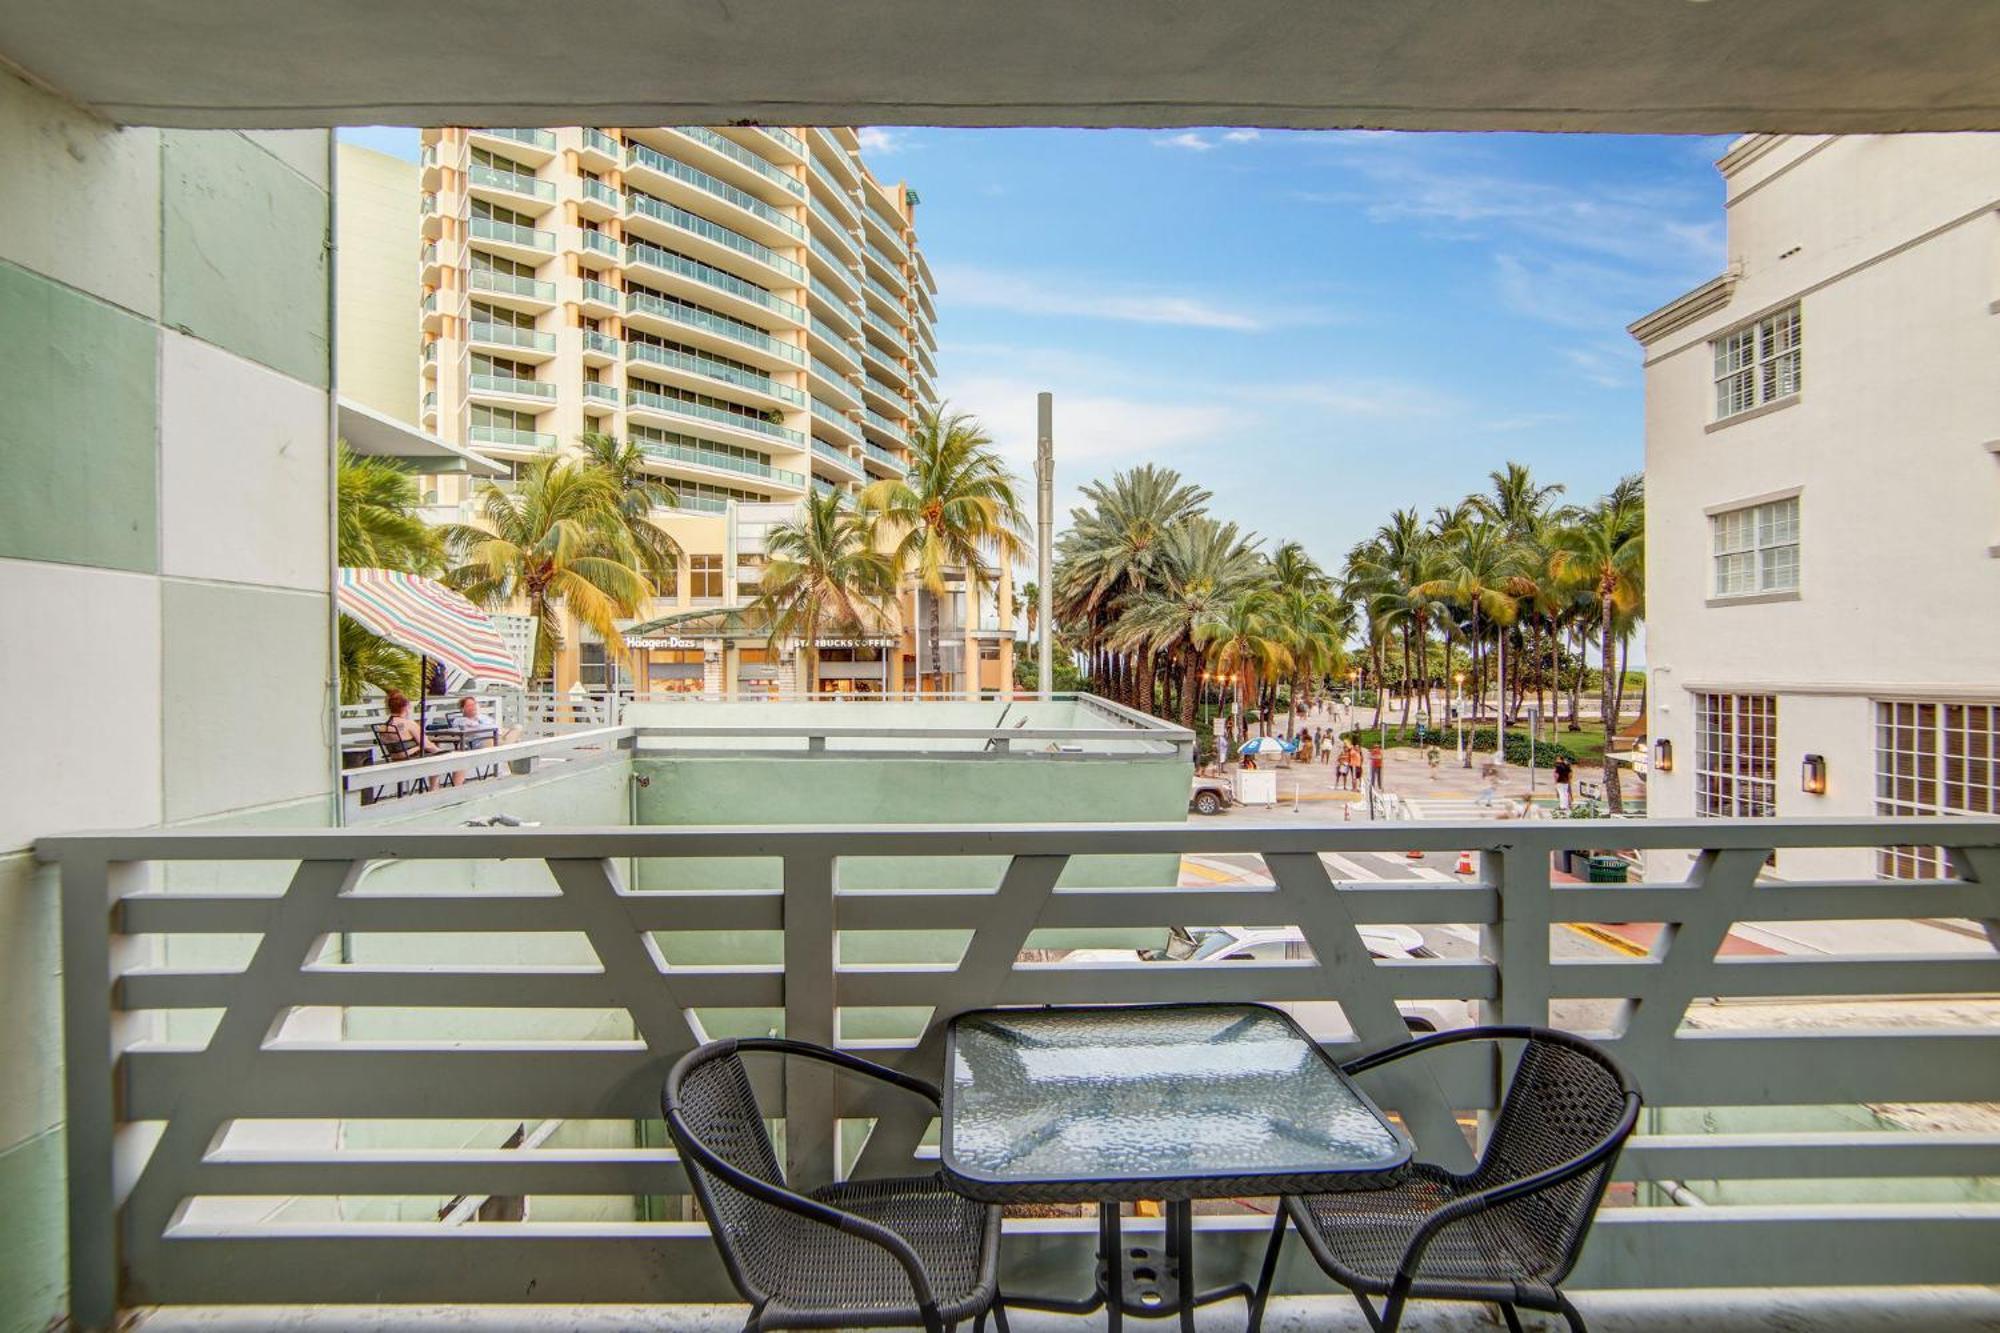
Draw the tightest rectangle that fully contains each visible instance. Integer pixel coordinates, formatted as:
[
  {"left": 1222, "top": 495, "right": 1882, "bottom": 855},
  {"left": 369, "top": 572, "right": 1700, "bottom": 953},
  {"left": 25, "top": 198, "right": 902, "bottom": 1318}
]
[{"left": 343, "top": 125, "right": 1733, "bottom": 566}]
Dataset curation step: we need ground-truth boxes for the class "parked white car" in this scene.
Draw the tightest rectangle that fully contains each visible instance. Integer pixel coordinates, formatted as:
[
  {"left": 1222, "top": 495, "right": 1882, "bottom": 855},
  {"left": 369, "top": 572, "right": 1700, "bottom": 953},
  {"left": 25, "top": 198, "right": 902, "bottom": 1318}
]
[
  {"left": 1063, "top": 924, "right": 1470, "bottom": 1036},
  {"left": 1189, "top": 773, "right": 1235, "bottom": 816}
]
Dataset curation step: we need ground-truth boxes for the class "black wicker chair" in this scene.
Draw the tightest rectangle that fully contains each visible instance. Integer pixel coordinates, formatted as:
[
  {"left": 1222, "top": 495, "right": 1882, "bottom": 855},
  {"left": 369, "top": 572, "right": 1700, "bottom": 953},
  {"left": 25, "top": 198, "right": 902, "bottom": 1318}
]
[
  {"left": 1250, "top": 1026, "right": 1640, "bottom": 1333},
  {"left": 663, "top": 1037, "right": 1009, "bottom": 1333}
]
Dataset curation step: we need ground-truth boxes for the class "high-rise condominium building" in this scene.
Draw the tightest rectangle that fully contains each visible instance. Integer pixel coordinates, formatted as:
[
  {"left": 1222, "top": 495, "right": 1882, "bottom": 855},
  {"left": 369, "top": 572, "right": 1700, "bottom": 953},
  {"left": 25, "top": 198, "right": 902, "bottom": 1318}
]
[
  {"left": 1632, "top": 134, "right": 2000, "bottom": 882},
  {"left": 413, "top": 126, "right": 1008, "bottom": 697}
]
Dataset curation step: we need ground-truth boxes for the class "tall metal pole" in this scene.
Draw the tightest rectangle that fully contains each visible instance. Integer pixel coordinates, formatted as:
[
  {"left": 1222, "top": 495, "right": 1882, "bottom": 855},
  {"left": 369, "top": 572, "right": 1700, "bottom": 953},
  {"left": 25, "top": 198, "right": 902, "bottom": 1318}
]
[{"left": 1035, "top": 392, "right": 1054, "bottom": 697}]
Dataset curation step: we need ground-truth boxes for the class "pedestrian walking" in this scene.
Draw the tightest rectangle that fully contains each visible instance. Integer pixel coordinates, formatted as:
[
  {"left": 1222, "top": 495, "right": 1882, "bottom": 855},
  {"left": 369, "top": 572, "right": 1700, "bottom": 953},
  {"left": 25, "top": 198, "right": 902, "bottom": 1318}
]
[
  {"left": 1554, "top": 757, "right": 1575, "bottom": 812},
  {"left": 1425, "top": 743, "right": 1441, "bottom": 780},
  {"left": 1368, "top": 741, "right": 1385, "bottom": 790}
]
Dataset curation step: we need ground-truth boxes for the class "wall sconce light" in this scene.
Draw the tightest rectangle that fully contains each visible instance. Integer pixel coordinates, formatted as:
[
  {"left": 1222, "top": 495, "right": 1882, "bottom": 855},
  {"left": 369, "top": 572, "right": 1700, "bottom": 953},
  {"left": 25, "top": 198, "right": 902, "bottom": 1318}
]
[
  {"left": 1653, "top": 738, "right": 1673, "bottom": 773},
  {"left": 1801, "top": 753, "right": 1828, "bottom": 796}
]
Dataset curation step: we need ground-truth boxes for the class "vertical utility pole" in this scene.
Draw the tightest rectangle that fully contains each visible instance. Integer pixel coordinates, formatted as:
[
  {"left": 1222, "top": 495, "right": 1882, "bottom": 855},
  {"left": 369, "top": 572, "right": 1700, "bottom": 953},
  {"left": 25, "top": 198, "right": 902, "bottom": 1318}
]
[{"left": 1035, "top": 392, "right": 1054, "bottom": 696}]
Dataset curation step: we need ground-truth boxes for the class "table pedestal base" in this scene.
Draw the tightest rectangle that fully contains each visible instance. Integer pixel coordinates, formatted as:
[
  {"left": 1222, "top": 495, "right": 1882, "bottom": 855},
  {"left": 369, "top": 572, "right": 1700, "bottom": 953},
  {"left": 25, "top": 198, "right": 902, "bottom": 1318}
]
[{"left": 1006, "top": 1201, "right": 1254, "bottom": 1332}]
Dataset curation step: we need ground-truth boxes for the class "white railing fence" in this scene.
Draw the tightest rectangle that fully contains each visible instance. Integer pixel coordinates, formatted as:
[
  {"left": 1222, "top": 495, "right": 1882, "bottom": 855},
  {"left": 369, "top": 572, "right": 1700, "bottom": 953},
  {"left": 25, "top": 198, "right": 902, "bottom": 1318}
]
[{"left": 41, "top": 817, "right": 2000, "bottom": 1322}]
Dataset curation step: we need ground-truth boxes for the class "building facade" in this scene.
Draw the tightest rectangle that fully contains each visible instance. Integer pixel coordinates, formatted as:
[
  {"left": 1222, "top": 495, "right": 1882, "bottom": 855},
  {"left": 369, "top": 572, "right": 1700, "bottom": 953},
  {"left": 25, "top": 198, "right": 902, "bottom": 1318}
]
[
  {"left": 335, "top": 142, "right": 423, "bottom": 424},
  {"left": 411, "top": 125, "right": 1009, "bottom": 696},
  {"left": 1632, "top": 134, "right": 2000, "bottom": 881}
]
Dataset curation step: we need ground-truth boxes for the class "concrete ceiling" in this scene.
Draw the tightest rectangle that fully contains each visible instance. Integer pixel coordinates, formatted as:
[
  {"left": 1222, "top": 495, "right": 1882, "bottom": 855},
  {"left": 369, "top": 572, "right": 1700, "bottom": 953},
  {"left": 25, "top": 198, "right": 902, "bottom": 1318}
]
[{"left": 3, "top": 0, "right": 1998, "bottom": 132}]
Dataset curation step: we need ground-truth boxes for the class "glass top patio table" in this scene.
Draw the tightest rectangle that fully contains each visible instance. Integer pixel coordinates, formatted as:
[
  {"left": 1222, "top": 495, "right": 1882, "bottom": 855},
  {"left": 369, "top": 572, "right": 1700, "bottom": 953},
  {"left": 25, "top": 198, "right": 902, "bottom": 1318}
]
[{"left": 940, "top": 1002, "right": 1412, "bottom": 1204}]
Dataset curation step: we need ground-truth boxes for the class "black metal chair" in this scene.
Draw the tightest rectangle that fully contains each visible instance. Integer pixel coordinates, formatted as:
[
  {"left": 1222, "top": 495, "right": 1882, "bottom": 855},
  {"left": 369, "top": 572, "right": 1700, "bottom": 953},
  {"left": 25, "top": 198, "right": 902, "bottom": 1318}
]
[
  {"left": 369, "top": 723, "right": 435, "bottom": 797},
  {"left": 1250, "top": 1026, "right": 1640, "bottom": 1333},
  {"left": 663, "top": 1037, "right": 1009, "bottom": 1333}
]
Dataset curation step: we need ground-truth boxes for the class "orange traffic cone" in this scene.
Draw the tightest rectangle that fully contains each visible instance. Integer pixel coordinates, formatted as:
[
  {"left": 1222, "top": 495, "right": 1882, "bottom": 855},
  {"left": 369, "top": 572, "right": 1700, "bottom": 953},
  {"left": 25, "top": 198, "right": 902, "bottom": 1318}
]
[{"left": 1456, "top": 850, "right": 1476, "bottom": 875}]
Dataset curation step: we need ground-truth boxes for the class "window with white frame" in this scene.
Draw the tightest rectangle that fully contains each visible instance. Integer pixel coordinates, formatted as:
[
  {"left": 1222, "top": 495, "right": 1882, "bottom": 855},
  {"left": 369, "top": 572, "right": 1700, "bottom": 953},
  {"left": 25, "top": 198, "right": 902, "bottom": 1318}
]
[
  {"left": 1694, "top": 692, "right": 1777, "bottom": 818},
  {"left": 1711, "top": 495, "right": 1800, "bottom": 597},
  {"left": 1712, "top": 304, "right": 1802, "bottom": 419},
  {"left": 1875, "top": 701, "right": 1999, "bottom": 878}
]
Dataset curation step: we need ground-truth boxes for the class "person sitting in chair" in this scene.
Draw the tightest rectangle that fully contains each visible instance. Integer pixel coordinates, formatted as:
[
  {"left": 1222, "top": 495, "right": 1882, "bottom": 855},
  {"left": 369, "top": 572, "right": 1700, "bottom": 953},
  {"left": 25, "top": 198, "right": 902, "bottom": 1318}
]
[{"left": 383, "top": 690, "right": 442, "bottom": 756}]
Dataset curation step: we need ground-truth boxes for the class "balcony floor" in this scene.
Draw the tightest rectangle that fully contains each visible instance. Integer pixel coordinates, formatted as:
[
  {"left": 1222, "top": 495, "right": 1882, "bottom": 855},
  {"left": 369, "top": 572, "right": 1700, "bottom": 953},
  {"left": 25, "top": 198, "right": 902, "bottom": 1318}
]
[{"left": 128, "top": 1288, "right": 2000, "bottom": 1332}]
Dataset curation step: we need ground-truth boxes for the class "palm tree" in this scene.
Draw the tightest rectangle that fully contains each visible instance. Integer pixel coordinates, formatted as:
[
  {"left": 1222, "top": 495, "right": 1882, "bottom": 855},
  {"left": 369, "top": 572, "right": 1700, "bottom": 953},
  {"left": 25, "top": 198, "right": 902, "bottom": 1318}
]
[
  {"left": 1112, "top": 517, "right": 1266, "bottom": 731},
  {"left": 577, "top": 432, "right": 682, "bottom": 594},
  {"left": 1200, "top": 588, "right": 1289, "bottom": 754},
  {"left": 441, "top": 455, "right": 652, "bottom": 683},
  {"left": 337, "top": 608, "right": 420, "bottom": 704},
  {"left": 860, "top": 407, "right": 1027, "bottom": 695},
  {"left": 335, "top": 442, "right": 437, "bottom": 702},
  {"left": 1549, "top": 477, "right": 1645, "bottom": 812},
  {"left": 753, "top": 489, "right": 899, "bottom": 691},
  {"left": 1418, "top": 520, "right": 1527, "bottom": 755},
  {"left": 1476, "top": 461, "right": 1566, "bottom": 542},
  {"left": 337, "top": 442, "right": 440, "bottom": 573},
  {"left": 1054, "top": 464, "right": 1211, "bottom": 705},
  {"left": 1269, "top": 583, "right": 1351, "bottom": 738}
]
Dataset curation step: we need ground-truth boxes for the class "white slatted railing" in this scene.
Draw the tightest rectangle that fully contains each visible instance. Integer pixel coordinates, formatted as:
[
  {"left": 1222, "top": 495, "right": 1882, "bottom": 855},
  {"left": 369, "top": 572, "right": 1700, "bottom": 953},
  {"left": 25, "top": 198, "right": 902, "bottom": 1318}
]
[{"left": 40, "top": 817, "right": 2000, "bottom": 1322}]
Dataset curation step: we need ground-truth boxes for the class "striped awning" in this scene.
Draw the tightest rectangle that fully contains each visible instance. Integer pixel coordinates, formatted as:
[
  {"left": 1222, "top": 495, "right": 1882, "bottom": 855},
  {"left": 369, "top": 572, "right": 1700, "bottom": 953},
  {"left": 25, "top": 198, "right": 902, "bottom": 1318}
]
[{"left": 336, "top": 568, "right": 524, "bottom": 687}]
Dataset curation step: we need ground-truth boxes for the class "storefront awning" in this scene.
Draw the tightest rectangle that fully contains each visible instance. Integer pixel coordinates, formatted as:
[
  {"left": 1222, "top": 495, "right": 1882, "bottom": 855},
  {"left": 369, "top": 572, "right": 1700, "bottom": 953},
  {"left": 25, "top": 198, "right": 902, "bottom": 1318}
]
[{"left": 624, "top": 605, "right": 897, "bottom": 648}]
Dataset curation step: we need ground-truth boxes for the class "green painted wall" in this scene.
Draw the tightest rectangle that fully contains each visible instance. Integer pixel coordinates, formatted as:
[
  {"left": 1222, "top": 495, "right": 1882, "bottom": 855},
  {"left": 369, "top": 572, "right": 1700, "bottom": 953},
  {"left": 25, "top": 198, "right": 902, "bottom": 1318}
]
[
  {"left": 0, "top": 61, "right": 335, "bottom": 1326},
  {"left": 161, "top": 131, "right": 331, "bottom": 388},
  {"left": 0, "top": 261, "right": 158, "bottom": 571}
]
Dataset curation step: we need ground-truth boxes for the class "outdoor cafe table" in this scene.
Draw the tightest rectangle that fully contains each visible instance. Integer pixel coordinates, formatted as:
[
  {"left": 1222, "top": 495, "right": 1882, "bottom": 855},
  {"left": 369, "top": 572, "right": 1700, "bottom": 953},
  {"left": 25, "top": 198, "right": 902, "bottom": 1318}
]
[{"left": 941, "top": 1003, "right": 1412, "bottom": 1331}]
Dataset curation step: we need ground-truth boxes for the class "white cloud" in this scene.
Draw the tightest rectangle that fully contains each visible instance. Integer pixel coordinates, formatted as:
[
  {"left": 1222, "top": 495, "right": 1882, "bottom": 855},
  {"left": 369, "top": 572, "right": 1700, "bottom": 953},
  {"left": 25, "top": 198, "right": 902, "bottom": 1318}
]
[
  {"left": 1154, "top": 131, "right": 1216, "bottom": 152},
  {"left": 1561, "top": 344, "right": 1636, "bottom": 390},
  {"left": 1299, "top": 135, "right": 1726, "bottom": 277},
  {"left": 855, "top": 127, "right": 910, "bottom": 156},
  {"left": 936, "top": 264, "right": 1314, "bottom": 332},
  {"left": 1221, "top": 129, "right": 1261, "bottom": 144}
]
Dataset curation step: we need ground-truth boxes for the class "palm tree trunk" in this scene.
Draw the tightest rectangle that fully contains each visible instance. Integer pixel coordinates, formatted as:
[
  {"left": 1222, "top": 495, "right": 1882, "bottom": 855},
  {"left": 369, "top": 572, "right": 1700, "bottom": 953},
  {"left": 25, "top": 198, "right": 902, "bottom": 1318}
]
[
  {"left": 926, "top": 587, "right": 942, "bottom": 693},
  {"left": 1600, "top": 587, "right": 1623, "bottom": 813},
  {"left": 1179, "top": 649, "right": 1200, "bottom": 732},
  {"left": 1494, "top": 626, "right": 1507, "bottom": 760},
  {"left": 1398, "top": 626, "right": 1413, "bottom": 727}
]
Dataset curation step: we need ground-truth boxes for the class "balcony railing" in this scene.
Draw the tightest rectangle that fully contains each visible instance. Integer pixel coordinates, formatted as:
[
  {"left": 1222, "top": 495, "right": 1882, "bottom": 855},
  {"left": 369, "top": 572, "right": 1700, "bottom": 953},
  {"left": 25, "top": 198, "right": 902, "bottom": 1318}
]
[
  {"left": 466, "top": 321, "right": 557, "bottom": 353},
  {"left": 627, "top": 388, "right": 804, "bottom": 445},
  {"left": 812, "top": 436, "right": 861, "bottom": 473},
  {"left": 624, "top": 143, "right": 805, "bottom": 241},
  {"left": 624, "top": 191, "right": 805, "bottom": 282},
  {"left": 671, "top": 125, "right": 805, "bottom": 198},
  {"left": 807, "top": 195, "right": 861, "bottom": 257},
  {"left": 467, "top": 162, "right": 555, "bottom": 202},
  {"left": 580, "top": 178, "right": 621, "bottom": 210},
  {"left": 862, "top": 437, "right": 905, "bottom": 470},
  {"left": 580, "top": 278, "right": 621, "bottom": 308},
  {"left": 582, "top": 329, "right": 621, "bottom": 358},
  {"left": 667, "top": 488, "right": 730, "bottom": 514},
  {"left": 756, "top": 126, "right": 805, "bottom": 157},
  {"left": 468, "top": 423, "right": 556, "bottom": 450},
  {"left": 582, "top": 380, "right": 619, "bottom": 405},
  {"left": 41, "top": 811, "right": 2000, "bottom": 1321},
  {"left": 809, "top": 356, "right": 860, "bottom": 403},
  {"left": 468, "top": 215, "right": 556, "bottom": 253},
  {"left": 864, "top": 272, "right": 906, "bottom": 311},
  {"left": 624, "top": 291, "right": 805, "bottom": 366},
  {"left": 864, "top": 405, "right": 910, "bottom": 440},
  {"left": 468, "top": 372, "right": 556, "bottom": 401},
  {"left": 478, "top": 126, "right": 557, "bottom": 152},
  {"left": 627, "top": 339, "right": 806, "bottom": 407},
  {"left": 637, "top": 438, "right": 806, "bottom": 487},
  {"left": 624, "top": 240, "right": 804, "bottom": 323},
  {"left": 581, "top": 127, "right": 620, "bottom": 159},
  {"left": 468, "top": 268, "right": 557, "bottom": 303},
  {"left": 861, "top": 303, "right": 907, "bottom": 346}
]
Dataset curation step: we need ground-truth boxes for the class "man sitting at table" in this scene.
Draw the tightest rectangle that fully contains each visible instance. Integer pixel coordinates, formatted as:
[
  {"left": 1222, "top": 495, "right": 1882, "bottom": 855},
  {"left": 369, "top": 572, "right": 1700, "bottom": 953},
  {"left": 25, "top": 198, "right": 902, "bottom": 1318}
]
[{"left": 451, "top": 696, "right": 520, "bottom": 746}]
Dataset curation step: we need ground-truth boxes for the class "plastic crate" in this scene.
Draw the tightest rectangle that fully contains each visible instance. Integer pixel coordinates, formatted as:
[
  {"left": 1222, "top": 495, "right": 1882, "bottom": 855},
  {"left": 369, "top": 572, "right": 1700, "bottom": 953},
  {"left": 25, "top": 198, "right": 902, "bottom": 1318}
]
[{"left": 1586, "top": 855, "right": 1629, "bottom": 884}]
